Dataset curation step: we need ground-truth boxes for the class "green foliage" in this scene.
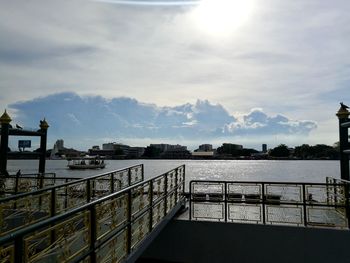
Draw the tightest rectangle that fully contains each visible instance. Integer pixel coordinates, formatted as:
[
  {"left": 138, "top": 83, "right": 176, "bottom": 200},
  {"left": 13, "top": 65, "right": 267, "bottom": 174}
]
[
  {"left": 217, "top": 145, "right": 258, "bottom": 157},
  {"left": 294, "top": 144, "right": 339, "bottom": 159},
  {"left": 269, "top": 144, "right": 290, "bottom": 157}
]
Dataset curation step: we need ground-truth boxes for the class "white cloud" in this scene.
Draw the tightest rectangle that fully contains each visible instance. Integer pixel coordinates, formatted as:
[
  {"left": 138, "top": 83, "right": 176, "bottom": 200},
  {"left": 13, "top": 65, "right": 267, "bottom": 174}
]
[{"left": 0, "top": 0, "right": 349, "bottom": 146}]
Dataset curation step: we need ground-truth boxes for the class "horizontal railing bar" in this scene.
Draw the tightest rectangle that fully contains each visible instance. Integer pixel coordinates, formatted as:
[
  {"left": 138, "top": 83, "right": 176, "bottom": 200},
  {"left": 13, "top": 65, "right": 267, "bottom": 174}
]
[
  {"left": 189, "top": 199, "right": 348, "bottom": 208},
  {"left": 344, "top": 149, "right": 350, "bottom": 154},
  {"left": 0, "top": 164, "right": 185, "bottom": 244},
  {"left": 189, "top": 179, "right": 346, "bottom": 186},
  {"left": 0, "top": 164, "right": 142, "bottom": 202}
]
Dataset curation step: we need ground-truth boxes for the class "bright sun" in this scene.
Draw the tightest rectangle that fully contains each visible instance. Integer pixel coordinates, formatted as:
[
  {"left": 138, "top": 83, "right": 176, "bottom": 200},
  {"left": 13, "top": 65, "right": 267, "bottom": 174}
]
[{"left": 192, "top": 0, "right": 255, "bottom": 36}]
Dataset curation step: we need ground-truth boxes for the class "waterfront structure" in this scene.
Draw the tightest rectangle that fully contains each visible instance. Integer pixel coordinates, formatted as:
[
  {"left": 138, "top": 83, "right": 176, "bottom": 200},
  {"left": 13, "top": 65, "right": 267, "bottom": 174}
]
[
  {"left": 0, "top": 110, "right": 49, "bottom": 174},
  {"left": 90, "top": 143, "right": 145, "bottom": 158}
]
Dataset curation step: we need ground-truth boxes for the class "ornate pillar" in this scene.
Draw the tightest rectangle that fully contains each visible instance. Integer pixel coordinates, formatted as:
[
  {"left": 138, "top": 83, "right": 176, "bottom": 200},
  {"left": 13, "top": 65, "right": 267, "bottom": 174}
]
[
  {"left": 39, "top": 119, "right": 49, "bottom": 174},
  {"left": 336, "top": 105, "right": 350, "bottom": 181},
  {"left": 0, "top": 110, "right": 12, "bottom": 175}
]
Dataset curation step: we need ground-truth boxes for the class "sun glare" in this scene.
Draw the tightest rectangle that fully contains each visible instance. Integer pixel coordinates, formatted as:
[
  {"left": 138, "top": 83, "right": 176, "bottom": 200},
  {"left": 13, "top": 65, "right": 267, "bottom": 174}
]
[{"left": 192, "top": 0, "right": 255, "bottom": 36}]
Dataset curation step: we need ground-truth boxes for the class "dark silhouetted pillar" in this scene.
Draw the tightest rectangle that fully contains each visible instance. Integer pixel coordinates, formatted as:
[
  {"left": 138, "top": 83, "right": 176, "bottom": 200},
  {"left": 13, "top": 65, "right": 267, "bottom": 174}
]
[
  {"left": 39, "top": 118, "right": 49, "bottom": 174},
  {"left": 337, "top": 105, "right": 350, "bottom": 181},
  {"left": 0, "top": 110, "right": 11, "bottom": 175}
]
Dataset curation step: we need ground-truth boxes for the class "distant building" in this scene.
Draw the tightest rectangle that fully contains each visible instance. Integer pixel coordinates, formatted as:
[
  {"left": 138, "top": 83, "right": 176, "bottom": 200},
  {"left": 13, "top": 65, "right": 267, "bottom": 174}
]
[
  {"left": 92, "top": 145, "right": 100, "bottom": 150},
  {"left": 55, "top": 139, "right": 64, "bottom": 150},
  {"left": 128, "top": 147, "right": 145, "bottom": 158},
  {"left": 102, "top": 142, "right": 131, "bottom": 155},
  {"left": 151, "top": 144, "right": 187, "bottom": 153},
  {"left": 262, "top": 144, "right": 267, "bottom": 153},
  {"left": 198, "top": 144, "right": 213, "bottom": 152}
]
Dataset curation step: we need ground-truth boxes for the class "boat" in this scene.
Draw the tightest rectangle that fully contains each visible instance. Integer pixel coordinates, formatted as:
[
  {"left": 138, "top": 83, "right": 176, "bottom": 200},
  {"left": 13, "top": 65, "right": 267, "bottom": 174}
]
[{"left": 67, "top": 156, "right": 106, "bottom": 169}]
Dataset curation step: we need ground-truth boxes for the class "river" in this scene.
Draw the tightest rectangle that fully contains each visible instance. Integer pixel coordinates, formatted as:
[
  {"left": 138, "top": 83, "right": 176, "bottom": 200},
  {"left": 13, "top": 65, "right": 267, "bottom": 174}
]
[{"left": 7, "top": 159, "right": 341, "bottom": 187}]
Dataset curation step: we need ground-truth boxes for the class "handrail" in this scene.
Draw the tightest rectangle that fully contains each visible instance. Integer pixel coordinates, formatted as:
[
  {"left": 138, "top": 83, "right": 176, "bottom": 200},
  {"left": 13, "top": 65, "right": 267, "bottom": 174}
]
[
  {"left": 0, "top": 164, "right": 143, "bottom": 203},
  {"left": 0, "top": 164, "right": 144, "bottom": 237},
  {"left": 189, "top": 179, "right": 350, "bottom": 229},
  {"left": 3, "top": 172, "right": 57, "bottom": 195},
  {"left": 0, "top": 164, "right": 185, "bottom": 263}
]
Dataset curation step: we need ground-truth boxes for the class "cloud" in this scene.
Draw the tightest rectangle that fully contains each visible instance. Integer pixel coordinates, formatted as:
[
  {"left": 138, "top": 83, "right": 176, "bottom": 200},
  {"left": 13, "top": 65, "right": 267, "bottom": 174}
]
[
  {"left": 8, "top": 93, "right": 317, "bottom": 149},
  {"left": 0, "top": 0, "right": 348, "bottom": 147},
  {"left": 221, "top": 108, "right": 317, "bottom": 136}
]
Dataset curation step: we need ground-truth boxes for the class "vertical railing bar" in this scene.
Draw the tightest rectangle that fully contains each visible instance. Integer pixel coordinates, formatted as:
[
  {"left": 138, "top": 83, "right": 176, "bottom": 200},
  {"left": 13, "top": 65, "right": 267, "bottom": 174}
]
[
  {"left": 111, "top": 172, "right": 115, "bottom": 193},
  {"left": 262, "top": 183, "right": 266, "bottom": 225},
  {"left": 127, "top": 190, "right": 132, "bottom": 254},
  {"left": 175, "top": 168, "right": 178, "bottom": 204},
  {"left": 141, "top": 164, "right": 144, "bottom": 181},
  {"left": 149, "top": 180, "right": 154, "bottom": 232},
  {"left": 50, "top": 188, "right": 56, "bottom": 245},
  {"left": 87, "top": 179, "right": 91, "bottom": 203},
  {"left": 189, "top": 181, "right": 192, "bottom": 220},
  {"left": 14, "top": 174, "right": 19, "bottom": 195},
  {"left": 164, "top": 173, "right": 168, "bottom": 217},
  {"left": 128, "top": 168, "right": 132, "bottom": 187}
]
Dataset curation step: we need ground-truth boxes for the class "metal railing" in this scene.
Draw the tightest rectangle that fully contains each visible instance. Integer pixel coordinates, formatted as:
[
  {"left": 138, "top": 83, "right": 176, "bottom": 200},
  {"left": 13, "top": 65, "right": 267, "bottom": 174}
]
[
  {"left": 0, "top": 165, "right": 144, "bottom": 237},
  {"left": 0, "top": 164, "right": 185, "bottom": 263},
  {"left": 1, "top": 172, "right": 65, "bottom": 196},
  {"left": 189, "top": 179, "right": 350, "bottom": 229}
]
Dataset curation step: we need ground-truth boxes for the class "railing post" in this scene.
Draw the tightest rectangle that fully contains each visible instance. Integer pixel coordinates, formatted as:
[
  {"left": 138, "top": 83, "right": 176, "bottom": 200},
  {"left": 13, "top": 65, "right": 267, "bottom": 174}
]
[
  {"left": 89, "top": 205, "right": 97, "bottom": 263},
  {"left": 336, "top": 105, "right": 350, "bottom": 181},
  {"left": 344, "top": 183, "right": 350, "bottom": 229},
  {"left": 224, "top": 182, "right": 227, "bottom": 222},
  {"left": 14, "top": 236, "right": 23, "bottom": 263},
  {"left": 262, "top": 183, "right": 266, "bottom": 224},
  {"left": 302, "top": 184, "right": 308, "bottom": 227}
]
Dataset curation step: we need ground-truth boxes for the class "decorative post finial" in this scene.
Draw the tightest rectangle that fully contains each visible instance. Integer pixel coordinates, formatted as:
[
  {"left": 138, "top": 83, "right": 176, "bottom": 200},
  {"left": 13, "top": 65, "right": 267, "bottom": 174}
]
[
  {"left": 0, "top": 110, "right": 12, "bottom": 124},
  {"left": 39, "top": 118, "right": 49, "bottom": 130},
  {"left": 336, "top": 102, "right": 350, "bottom": 119}
]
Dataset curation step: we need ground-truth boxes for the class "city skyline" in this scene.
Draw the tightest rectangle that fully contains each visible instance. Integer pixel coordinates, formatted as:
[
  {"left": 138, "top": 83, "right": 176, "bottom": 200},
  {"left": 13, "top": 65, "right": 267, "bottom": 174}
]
[{"left": 1, "top": 1, "right": 350, "bottom": 149}]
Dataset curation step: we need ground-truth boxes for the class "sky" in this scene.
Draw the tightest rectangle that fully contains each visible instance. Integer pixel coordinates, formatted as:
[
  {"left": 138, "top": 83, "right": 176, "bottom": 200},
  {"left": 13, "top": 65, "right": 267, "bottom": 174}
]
[{"left": 1, "top": 0, "right": 349, "bottom": 150}]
